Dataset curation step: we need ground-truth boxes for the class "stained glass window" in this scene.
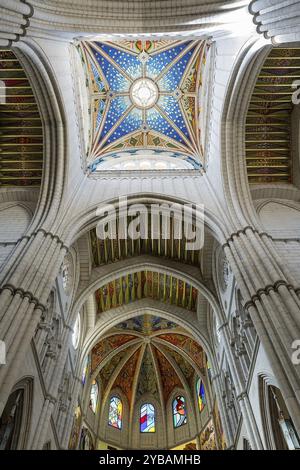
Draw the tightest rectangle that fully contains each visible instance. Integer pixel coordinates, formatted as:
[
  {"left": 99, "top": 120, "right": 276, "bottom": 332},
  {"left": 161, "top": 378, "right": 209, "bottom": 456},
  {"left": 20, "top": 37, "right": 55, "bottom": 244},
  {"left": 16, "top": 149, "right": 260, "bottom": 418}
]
[
  {"left": 140, "top": 403, "right": 155, "bottom": 433},
  {"left": 82, "top": 356, "right": 89, "bottom": 385},
  {"left": 108, "top": 396, "right": 122, "bottom": 429},
  {"left": 173, "top": 395, "right": 187, "bottom": 428},
  {"left": 89, "top": 380, "right": 98, "bottom": 413},
  {"left": 196, "top": 379, "right": 206, "bottom": 412}
]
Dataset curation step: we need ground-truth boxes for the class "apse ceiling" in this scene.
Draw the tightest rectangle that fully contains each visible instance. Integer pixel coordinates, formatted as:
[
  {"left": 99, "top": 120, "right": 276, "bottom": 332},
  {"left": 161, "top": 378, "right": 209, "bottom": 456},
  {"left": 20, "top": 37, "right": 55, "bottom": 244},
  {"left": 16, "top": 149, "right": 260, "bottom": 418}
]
[
  {"left": 79, "top": 40, "right": 207, "bottom": 171},
  {"left": 91, "top": 314, "right": 207, "bottom": 407}
]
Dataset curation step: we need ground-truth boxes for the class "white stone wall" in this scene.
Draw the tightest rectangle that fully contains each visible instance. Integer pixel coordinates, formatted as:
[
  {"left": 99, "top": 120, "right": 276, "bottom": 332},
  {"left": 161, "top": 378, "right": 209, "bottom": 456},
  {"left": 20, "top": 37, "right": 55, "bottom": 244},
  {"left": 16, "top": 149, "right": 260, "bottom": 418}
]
[{"left": 0, "top": 202, "right": 33, "bottom": 266}]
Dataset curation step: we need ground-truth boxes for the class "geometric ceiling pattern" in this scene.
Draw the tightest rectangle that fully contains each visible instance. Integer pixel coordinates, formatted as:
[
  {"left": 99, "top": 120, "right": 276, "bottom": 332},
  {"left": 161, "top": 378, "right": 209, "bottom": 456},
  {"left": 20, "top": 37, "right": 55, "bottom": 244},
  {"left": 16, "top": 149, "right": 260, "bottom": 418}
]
[
  {"left": 95, "top": 271, "right": 198, "bottom": 314},
  {"left": 92, "top": 314, "right": 207, "bottom": 406},
  {"left": 246, "top": 47, "right": 299, "bottom": 183},
  {"left": 79, "top": 40, "right": 206, "bottom": 171},
  {"left": 0, "top": 50, "right": 43, "bottom": 186}
]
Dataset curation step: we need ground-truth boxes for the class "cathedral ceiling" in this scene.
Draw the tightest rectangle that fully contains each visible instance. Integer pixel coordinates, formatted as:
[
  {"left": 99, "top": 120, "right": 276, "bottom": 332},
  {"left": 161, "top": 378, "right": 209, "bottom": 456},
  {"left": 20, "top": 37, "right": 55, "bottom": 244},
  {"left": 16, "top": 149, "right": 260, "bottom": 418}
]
[
  {"left": 246, "top": 47, "right": 300, "bottom": 183},
  {"left": 89, "top": 215, "right": 202, "bottom": 268},
  {"left": 93, "top": 314, "right": 206, "bottom": 407},
  {"left": 94, "top": 271, "right": 198, "bottom": 314},
  {"left": 0, "top": 50, "right": 43, "bottom": 186},
  {"left": 79, "top": 40, "right": 207, "bottom": 171}
]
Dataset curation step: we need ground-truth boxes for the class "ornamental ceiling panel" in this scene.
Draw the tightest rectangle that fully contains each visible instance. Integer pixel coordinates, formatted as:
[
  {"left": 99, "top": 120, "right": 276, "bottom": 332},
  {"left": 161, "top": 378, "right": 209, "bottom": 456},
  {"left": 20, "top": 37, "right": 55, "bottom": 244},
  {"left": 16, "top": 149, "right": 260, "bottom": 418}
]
[
  {"left": 136, "top": 346, "right": 159, "bottom": 399},
  {"left": 91, "top": 334, "right": 137, "bottom": 373},
  {"left": 246, "top": 47, "right": 299, "bottom": 183},
  {"left": 0, "top": 50, "right": 43, "bottom": 186},
  {"left": 159, "top": 345, "right": 195, "bottom": 387},
  {"left": 94, "top": 315, "right": 208, "bottom": 411},
  {"left": 89, "top": 217, "right": 202, "bottom": 268},
  {"left": 112, "top": 348, "right": 141, "bottom": 405},
  {"left": 154, "top": 348, "right": 183, "bottom": 402},
  {"left": 94, "top": 271, "right": 198, "bottom": 314},
  {"left": 79, "top": 40, "right": 207, "bottom": 171},
  {"left": 98, "top": 347, "right": 130, "bottom": 390},
  {"left": 157, "top": 334, "right": 206, "bottom": 369},
  {"left": 115, "top": 314, "right": 179, "bottom": 334}
]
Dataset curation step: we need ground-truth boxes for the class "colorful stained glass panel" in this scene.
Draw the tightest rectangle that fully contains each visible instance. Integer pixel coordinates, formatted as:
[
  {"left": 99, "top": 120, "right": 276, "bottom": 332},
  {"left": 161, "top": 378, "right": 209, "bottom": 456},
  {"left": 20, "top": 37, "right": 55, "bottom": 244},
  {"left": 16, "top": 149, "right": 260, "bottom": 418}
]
[
  {"left": 108, "top": 396, "right": 122, "bottom": 429},
  {"left": 140, "top": 403, "right": 155, "bottom": 433},
  {"left": 197, "top": 379, "right": 206, "bottom": 412},
  {"left": 173, "top": 395, "right": 187, "bottom": 428}
]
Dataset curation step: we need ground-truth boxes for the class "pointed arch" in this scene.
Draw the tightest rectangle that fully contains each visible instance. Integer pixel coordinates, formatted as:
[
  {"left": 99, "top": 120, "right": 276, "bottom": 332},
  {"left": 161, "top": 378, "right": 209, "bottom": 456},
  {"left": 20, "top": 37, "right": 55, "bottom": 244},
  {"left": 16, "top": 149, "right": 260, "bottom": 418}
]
[{"left": 0, "top": 377, "right": 33, "bottom": 450}]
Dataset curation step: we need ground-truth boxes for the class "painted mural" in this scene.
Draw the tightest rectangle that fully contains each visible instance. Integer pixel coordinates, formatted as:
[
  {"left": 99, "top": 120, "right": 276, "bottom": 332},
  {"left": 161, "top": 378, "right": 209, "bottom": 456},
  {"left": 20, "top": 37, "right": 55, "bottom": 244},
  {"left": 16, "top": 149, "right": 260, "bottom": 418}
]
[
  {"left": 112, "top": 349, "right": 141, "bottom": 404},
  {"left": 157, "top": 334, "right": 206, "bottom": 369},
  {"left": 154, "top": 348, "right": 183, "bottom": 402},
  {"left": 91, "top": 334, "right": 137, "bottom": 373},
  {"left": 95, "top": 272, "right": 198, "bottom": 314},
  {"left": 79, "top": 39, "right": 206, "bottom": 170},
  {"left": 68, "top": 406, "right": 82, "bottom": 450},
  {"left": 199, "top": 419, "right": 217, "bottom": 450}
]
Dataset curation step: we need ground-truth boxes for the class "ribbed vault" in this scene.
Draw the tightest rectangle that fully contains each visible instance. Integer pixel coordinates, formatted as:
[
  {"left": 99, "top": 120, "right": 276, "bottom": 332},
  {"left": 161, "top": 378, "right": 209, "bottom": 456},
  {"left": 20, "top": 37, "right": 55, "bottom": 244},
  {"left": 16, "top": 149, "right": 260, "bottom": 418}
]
[{"left": 91, "top": 314, "right": 207, "bottom": 413}]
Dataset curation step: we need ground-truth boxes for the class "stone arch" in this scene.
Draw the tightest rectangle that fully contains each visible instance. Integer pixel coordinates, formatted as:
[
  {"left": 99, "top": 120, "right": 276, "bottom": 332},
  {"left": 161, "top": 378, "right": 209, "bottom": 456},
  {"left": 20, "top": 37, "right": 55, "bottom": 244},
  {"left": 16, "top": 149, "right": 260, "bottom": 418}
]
[
  {"left": 100, "top": 388, "right": 130, "bottom": 449},
  {"left": 193, "top": 374, "right": 210, "bottom": 431},
  {"left": 62, "top": 193, "right": 228, "bottom": 247},
  {"left": 257, "top": 373, "right": 300, "bottom": 450},
  {"left": 0, "top": 376, "right": 33, "bottom": 450},
  {"left": 256, "top": 200, "right": 300, "bottom": 237},
  {"left": 73, "top": 256, "right": 223, "bottom": 326},
  {"left": 0, "top": 39, "right": 67, "bottom": 289},
  {"left": 167, "top": 386, "right": 196, "bottom": 448},
  {"left": 132, "top": 393, "right": 165, "bottom": 449},
  {"left": 220, "top": 38, "right": 273, "bottom": 229},
  {"left": 9, "top": 40, "right": 67, "bottom": 236}
]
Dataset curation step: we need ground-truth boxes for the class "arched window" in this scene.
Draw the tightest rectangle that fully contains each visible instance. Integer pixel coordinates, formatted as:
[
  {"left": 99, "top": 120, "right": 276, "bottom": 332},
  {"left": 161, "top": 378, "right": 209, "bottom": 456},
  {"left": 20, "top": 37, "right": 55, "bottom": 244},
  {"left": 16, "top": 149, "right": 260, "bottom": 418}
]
[
  {"left": 0, "top": 389, "right": 24, "bottom": 449},
  {"left": 196, "top": 379, "right": 206, "bottom": 412},
  {"left": 108, "top": 396, "right": 122, "bottom": 429},
  {"left": 173, "top": 395, "right": 187, "bottom": 428},
  {"left": 61, "top": 259, "right": 69, "bottom": 291},
  {"left": 72, "top": 313, "right": 80, "bottom": 349},
  {"left": 140, "top": 403, "right": 155, "bottom": 433},
  {"left": 82, "top": 356, "right": 89, "bottom": 385},
  {"left": 89, "top": 380, "right": 98, "bottom": 413}
]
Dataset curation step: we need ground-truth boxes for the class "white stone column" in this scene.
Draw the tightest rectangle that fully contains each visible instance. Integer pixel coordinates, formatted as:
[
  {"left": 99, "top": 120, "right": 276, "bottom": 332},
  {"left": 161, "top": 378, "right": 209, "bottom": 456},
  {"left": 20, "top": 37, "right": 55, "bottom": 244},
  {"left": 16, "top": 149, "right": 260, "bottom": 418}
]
[
  {"left": 249, "top": 0, "right": 300, "bottom": 43},
  {"left": 223, "top": 228, "right": 300, "bottom": 437},
  {"left": 0, "top": 0, "right": 32, "bottom": 46},
  {"left": 0, "top": 232, "right": 67, "bottom": 415}
]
